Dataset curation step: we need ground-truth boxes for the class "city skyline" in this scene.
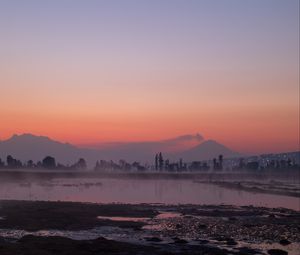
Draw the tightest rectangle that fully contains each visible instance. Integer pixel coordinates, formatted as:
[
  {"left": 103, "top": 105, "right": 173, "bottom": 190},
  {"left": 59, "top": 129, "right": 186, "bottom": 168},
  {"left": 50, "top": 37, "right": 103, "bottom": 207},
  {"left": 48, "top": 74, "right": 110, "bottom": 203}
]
[{"left": 0, "top": 0, "right": 299, "bottom": 155}]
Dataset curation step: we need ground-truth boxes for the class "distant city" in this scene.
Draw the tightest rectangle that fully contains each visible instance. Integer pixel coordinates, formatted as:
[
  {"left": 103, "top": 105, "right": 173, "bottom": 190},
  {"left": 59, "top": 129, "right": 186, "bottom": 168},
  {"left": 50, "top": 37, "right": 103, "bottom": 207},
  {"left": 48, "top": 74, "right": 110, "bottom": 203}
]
[{"left": 0, "top": 151, "right": 299, "bottom": 172}]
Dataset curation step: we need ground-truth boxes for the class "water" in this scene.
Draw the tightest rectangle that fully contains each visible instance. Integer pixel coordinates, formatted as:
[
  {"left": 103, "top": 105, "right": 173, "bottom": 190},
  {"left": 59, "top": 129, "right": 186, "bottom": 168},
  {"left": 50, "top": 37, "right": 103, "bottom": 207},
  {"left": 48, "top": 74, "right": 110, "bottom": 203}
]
[{"left": 0, "top": 175, "right": 299, "bottom": 210}]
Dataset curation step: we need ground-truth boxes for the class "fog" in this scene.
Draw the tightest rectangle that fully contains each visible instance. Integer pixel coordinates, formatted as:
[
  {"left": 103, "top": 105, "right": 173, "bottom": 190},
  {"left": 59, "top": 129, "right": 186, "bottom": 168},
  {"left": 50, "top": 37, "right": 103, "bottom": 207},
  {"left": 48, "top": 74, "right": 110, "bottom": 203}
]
[{"left": 0, "top": 170, "right": 299, "bottom": 210}]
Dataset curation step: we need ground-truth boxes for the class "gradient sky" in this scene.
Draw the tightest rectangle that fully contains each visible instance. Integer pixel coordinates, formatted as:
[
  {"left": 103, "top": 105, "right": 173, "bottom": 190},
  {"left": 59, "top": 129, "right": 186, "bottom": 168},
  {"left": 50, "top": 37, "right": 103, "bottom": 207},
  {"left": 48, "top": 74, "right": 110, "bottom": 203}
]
[{"left": 0, "top": 0, "right": 299, "bottom": 154}]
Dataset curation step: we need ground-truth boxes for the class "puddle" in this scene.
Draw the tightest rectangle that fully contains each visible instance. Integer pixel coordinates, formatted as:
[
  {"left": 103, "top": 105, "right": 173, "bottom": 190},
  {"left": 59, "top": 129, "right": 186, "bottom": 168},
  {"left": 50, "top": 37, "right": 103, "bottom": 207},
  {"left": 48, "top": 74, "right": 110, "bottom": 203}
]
[
  {"left": 97, "top": 216, "right": 149, "bottom": 222},
  {"left": 155, "top": 211, "right": 182, "bottom": 219},
  {"left": 0, "top": 211, "right": 185, "bottom": 243},
  {"left": 96, "top": 211, "right": 182, "bottom": 223},
  {"left": 142, "top": 211, "right": 183, "bottom": 231}
]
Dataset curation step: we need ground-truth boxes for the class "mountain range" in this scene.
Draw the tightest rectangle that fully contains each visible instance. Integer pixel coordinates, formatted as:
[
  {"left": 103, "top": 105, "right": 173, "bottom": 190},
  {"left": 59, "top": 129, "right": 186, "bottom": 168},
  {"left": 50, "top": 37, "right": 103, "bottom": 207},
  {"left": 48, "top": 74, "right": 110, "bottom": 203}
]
[{"left": 0, "top": 133, "right": 241, "bottom": 167}]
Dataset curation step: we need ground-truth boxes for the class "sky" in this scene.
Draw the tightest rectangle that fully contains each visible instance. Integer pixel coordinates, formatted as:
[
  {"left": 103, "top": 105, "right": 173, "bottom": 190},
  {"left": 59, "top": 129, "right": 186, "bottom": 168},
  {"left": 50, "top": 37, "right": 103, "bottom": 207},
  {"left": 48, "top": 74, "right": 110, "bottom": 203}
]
[{"left": 0, "top": 0, "right": 299, "bottom": 154}]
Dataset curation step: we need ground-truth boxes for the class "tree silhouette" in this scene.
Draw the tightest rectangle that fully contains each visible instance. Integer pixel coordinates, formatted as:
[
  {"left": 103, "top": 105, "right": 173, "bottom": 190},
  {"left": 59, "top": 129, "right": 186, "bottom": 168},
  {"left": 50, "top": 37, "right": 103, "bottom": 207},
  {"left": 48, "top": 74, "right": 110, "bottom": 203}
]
[
  {"left": 155, "top": 154, "right": 159, "bottom": 171},
  {"left": 158, "top": 152, "right": 164, "bottom": 171},
  {"left": 6, "top": 155, "right": 22, "bottom": 168},
  {"left": 165, "top": 159, "right": 170, "bottom": 170},
  {"left": 179, "top": 158, "right": 183, "bottom": 170},
  {"left": 213, "top": 158, "right": 217, "bottom": 170},
  {"left": 7, "top": 155, "right": 14, "bottom": 167},
  {"left": 94, "top": 161, "right": 100, "bottom": 171},
  {"left": 239, "top": 158, "right": 245, "bottom": 170},
  {"left": 218, "top": 154, "right": 223, "bottom": 170},
  {"left": 27, "top": 160, "right": 34, "bottom": 168},
  {"left": 42, "top": 156, "right": 56, "bottom": 169},
  {"left": 57, "top": 163, "right": 68, "bottom": 170},
  {"left": 73, "top": 158, "right": 87, "bottom": 170},
  {"left": 0, "top": 157, "right": 4, "bottom": 168}
]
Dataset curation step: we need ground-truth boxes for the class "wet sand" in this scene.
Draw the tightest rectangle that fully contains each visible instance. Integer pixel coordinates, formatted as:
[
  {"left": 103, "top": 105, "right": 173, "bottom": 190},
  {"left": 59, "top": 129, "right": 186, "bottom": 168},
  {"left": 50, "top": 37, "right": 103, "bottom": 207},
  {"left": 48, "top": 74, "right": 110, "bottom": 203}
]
[{"left": 0, "top": 200, "right": 299, "bottom": 255}]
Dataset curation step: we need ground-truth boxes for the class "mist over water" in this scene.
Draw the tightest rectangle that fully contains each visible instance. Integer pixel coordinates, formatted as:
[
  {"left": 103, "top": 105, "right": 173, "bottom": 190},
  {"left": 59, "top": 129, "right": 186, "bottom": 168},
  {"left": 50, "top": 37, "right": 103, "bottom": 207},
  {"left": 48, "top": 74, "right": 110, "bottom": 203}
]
[{"left": 0, "top": 171, "right": 299, "bottom": 210}]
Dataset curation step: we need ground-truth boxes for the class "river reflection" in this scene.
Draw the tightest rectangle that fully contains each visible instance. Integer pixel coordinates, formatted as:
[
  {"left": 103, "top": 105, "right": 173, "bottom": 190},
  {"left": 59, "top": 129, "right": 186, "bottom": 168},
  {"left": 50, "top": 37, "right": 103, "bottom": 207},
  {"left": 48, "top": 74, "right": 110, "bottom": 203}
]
[{"left": 0, "top": 176, "right": 299, "bottom": 210}]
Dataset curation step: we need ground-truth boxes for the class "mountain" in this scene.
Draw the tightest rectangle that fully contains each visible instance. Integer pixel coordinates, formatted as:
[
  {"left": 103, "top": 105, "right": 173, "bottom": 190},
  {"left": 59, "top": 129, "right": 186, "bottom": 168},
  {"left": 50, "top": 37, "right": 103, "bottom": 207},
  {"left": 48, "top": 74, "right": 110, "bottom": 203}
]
[
  {"left": 0, "top": 134, "right": 240, "bottom": 167},
  {"left": 81, "top": 133, "right": 204, "bottom": 152},
  {"left": 0, "top": 134, "right": 98, "bottom": 166},
  {"left": 83, "top": 133, "right": 204, "bottom": 161},
  {"left": 172, "top": 140, "right": 241, "bottom": 161}
]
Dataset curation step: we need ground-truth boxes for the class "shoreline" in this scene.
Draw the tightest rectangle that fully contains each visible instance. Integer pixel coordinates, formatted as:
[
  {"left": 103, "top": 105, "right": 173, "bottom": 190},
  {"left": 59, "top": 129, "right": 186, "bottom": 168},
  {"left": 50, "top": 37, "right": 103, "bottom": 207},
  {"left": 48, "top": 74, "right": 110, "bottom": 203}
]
[
  {"left": 0, "top": 169, "right": 299, "bottom": 180},
  {"left": 0, "top": 200, "right": 299, "bottom": 254},
  {"left": 196, "top": 180, "right": 300, "bottom": 198}
]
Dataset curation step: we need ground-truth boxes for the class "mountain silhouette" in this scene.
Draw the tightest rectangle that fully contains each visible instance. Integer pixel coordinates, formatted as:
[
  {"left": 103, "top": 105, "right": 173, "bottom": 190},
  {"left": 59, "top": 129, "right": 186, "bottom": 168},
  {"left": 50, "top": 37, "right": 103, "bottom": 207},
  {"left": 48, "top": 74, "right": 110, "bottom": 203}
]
[
  {"left": 0, "top": 134, "right": 240, "bottom": 166},
  {"left": 172, "top": 140, "right": 241, "bottom": 161},
  {"left": 0, "top": 134, "right": 91, "bottom": 166}
]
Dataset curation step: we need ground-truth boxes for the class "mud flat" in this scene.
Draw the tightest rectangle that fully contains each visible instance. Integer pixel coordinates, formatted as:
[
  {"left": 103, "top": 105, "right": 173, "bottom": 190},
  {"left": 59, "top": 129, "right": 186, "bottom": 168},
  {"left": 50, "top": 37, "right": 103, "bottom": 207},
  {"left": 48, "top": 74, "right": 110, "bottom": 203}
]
[
  {"left": 200, "top": 180, "right": 300, "bottom": 198},
  {"left": 0, "top": 200, "right": 299, "bottom": 254}
]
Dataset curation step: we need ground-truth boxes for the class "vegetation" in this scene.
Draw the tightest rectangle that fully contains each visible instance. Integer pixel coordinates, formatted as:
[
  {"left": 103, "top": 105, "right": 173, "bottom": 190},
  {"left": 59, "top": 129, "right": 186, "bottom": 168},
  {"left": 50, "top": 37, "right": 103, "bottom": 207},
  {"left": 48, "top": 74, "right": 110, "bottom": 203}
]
[
  {"left": 0, "top": 152, "right": 298, "bottom": 172},
  {"left": 0, "top": 155, "right": 87, "bottom": 171}
]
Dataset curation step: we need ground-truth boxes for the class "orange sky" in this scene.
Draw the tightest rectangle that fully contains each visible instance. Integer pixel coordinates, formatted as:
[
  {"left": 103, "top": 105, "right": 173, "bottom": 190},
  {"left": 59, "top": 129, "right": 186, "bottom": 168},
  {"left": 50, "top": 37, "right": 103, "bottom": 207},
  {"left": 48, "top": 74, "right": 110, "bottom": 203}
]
[{"left": 0, "top": 1, "right": 299, "bottom": 155}]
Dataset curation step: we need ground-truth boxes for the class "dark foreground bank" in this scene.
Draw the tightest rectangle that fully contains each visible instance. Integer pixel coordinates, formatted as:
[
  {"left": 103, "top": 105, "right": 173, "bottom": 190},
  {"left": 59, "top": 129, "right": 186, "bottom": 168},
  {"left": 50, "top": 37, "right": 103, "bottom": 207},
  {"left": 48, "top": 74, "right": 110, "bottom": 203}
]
[{"left": 0, "top": 200, "right": 299, "bottom": 255}]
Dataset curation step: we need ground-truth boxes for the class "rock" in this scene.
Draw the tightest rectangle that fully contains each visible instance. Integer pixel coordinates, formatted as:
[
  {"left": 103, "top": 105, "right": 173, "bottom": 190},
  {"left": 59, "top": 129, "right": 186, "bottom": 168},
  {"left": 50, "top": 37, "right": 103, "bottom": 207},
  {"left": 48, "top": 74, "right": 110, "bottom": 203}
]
[
  {"left": 0, "top": 236, "right": 6, "bottom": 244},
  {"left": 145, "top": 237, "right": 162, "bottom": 242},
  {"left": 268, "top": 249, "right": 288, "bottom": 255},
  {"left": 198, "top": 239, "right": 209, "bottom": 244},
  {"left": 228, "top": 217, "right": 237, "bottom": 221},
  {"left": 172, "top": 238, "right": 188, "bottom": 244},
  {"left": 279, "top": 239, "right": 291, "bottom": 246},
  {"left": 215, "top": 236, "right": 226, "bottom": 242},
  {"left": 237, "top": 247, "right": 262, "bottom": 255},
  {"left": 243, "top": 224, "right": 256, "bottom": 228},
  {"left": 175, "top": 224, "right": 182, "bottom": 229},
  {"left": 226, "top": 238, "right": 237, "bottom": 246},
  {"left": 198, "top": 224, "right": 207, "bottom": 229}
]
